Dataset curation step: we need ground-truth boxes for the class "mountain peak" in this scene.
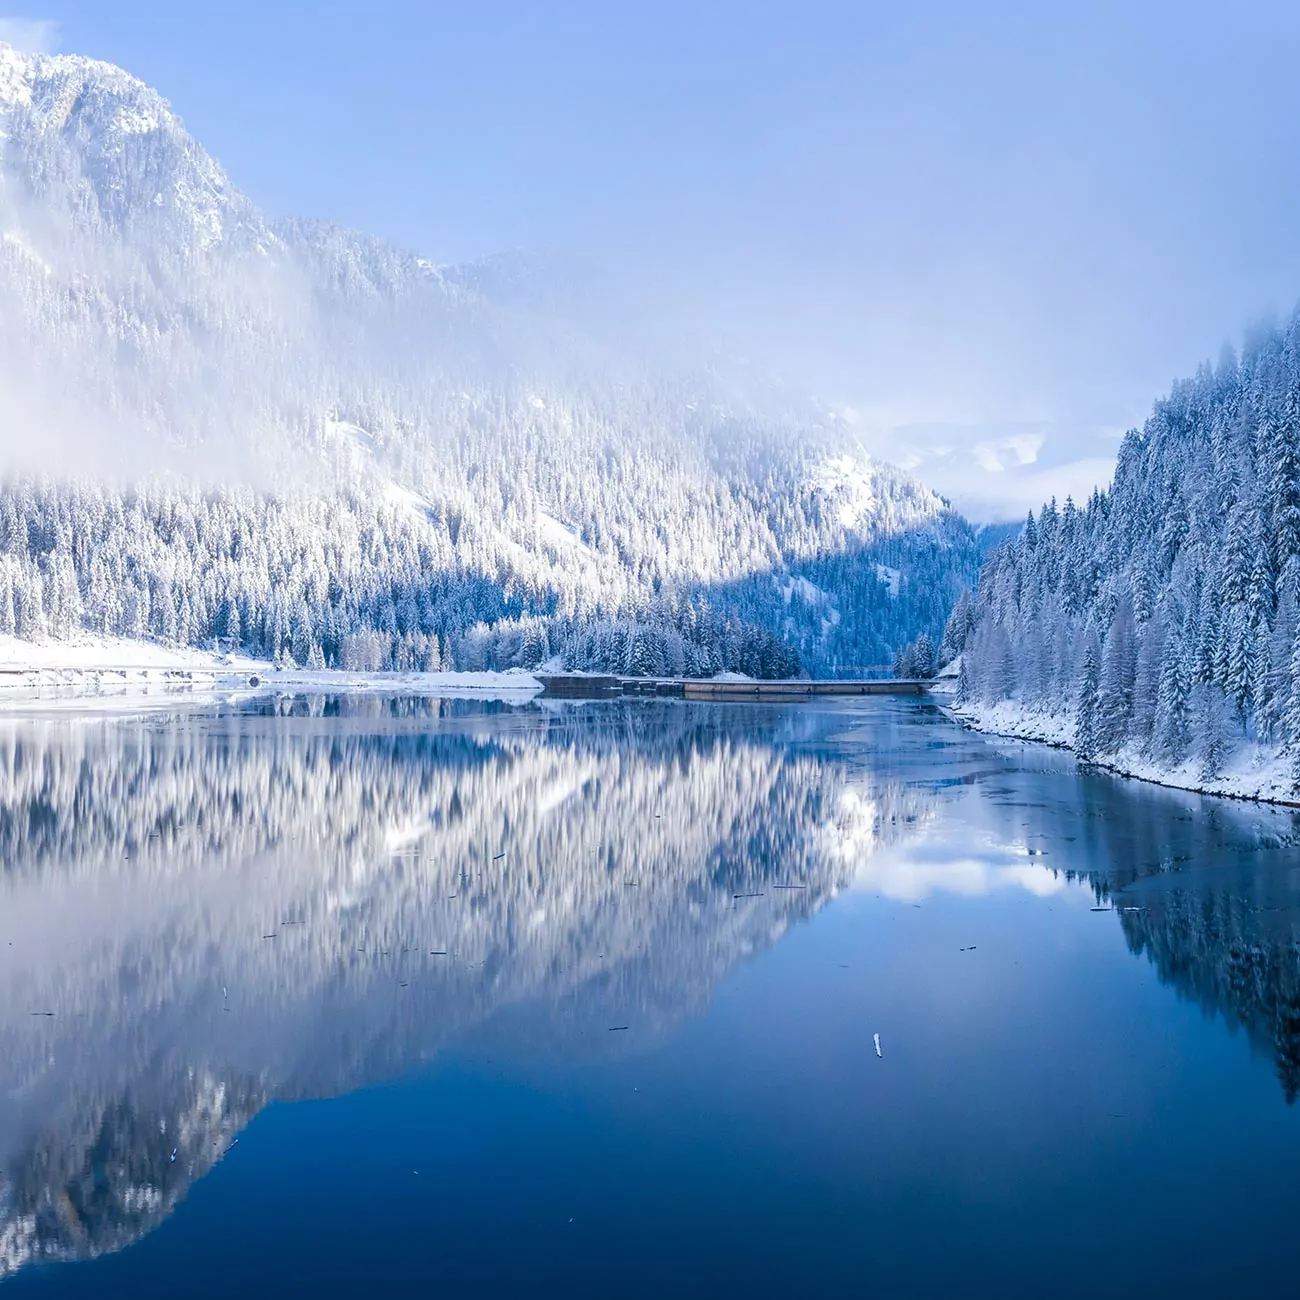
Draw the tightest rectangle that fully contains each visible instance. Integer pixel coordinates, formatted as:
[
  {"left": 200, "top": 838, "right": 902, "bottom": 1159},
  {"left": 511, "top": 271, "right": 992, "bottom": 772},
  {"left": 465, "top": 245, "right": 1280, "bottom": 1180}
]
[
  {"left": 0, "top": 40, "right": 246, "bottom": 250},
  {"left": 0, "top": 36, "right": 984, "bottom": 676},
  {"left": 1, "top": 41, "right": 162, "bottom": 129}
]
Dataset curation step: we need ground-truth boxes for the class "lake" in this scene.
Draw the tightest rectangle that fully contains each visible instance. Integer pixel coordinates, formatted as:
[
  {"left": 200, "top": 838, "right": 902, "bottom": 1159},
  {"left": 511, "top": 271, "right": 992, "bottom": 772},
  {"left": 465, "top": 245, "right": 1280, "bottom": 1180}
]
[{"left": 1, "top": 694, "right": 1299, "bottom": 1297}]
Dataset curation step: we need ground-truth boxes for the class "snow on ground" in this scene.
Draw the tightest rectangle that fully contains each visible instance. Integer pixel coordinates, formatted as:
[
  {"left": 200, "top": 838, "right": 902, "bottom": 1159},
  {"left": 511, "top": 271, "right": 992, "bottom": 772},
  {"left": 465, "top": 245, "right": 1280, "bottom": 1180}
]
[
  {"left": 953, "top": 698, "right": 1300, "bottom": 807},
  {"left": 536, "top": 511, "right": 588, "bottom": 552},
  {"left": 383, "top": 482, "right": 438, "bottom": 522},
  {"left": 0, "top": 633, "right": 269, "bottom": 673},
  {"left": 814, "top": 454, "right": 880, "bottom": 529},
  {"left": 874, "top": 564, "right": 901, "bottom": 597},
  {"left": 0, "top": 635, "right": 541, "bottom": 712},
  {"left": 935, "top": 653, "right": 962, "bottom": 680},
  {"left": 779, "top": 574, "right": 825, "bottom": 605},
  {"left": 776, "top": 573, "right": 841, "bottom": 633}
]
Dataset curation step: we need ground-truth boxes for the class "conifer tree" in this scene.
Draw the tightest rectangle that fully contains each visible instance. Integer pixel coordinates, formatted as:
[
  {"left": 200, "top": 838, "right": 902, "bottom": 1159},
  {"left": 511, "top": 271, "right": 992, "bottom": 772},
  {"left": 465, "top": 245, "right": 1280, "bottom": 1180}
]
[
  {"left": 1075, "top": 630, "right": 1102, "bottom": 760},
  {"left": 1154, "top": 635, "right": 1191, "bottom": 764}
]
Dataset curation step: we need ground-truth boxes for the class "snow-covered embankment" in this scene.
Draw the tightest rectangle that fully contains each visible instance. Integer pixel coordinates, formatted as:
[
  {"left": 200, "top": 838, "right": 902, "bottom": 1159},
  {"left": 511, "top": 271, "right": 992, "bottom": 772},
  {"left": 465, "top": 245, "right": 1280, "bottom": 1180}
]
[{"left": 949, "top": 695, "right": 1298, "bottom": 806}]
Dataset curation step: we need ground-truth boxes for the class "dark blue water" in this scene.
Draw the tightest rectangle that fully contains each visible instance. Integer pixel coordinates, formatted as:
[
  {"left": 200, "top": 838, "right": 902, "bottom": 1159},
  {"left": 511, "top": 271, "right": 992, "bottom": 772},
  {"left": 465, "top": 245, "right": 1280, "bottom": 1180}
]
[{"left": 2, "top": 696, "right": 1299, "bottom": 1297}]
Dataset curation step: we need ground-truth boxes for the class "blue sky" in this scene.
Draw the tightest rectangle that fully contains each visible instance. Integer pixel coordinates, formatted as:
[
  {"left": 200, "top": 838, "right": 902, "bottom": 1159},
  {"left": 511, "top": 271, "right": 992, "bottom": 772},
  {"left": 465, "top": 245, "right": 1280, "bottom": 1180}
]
[{"left": 5, "top": 2, "right": 1300, "bottom": 518}]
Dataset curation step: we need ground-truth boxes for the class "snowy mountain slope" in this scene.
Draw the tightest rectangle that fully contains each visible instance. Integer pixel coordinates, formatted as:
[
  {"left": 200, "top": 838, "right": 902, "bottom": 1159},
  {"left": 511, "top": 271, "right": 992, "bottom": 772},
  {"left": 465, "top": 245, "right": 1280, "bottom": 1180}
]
[
  {"left": 0, "top": 40, "right": 984, "bottom": 672},
  {"left": 953, "top": 311, "right": 1300, "bottom": 800}
]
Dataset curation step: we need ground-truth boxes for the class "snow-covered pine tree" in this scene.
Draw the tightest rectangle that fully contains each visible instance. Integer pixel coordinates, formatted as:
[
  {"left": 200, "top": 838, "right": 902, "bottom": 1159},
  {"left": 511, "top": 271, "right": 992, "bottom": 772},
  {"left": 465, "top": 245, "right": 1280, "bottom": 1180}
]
[
  {"left": 1096, "top": 599, "right": 1136, "bottom": 754},
  {"left": 1075, "top": 630, "right": 1102, "bottom": 761},
  {"left": 1195, "top": 684, "right": 1232, "bottom": 782},
  {"left": 1153, "top": 632, "right": 1192, "bottom": 765}
]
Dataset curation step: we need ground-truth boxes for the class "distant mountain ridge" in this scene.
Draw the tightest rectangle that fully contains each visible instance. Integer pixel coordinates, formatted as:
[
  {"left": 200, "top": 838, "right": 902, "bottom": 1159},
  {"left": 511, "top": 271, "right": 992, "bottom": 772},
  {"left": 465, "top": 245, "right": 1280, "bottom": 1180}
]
[{"left": 0, "top": 40, "right": 983, "bottom": 673}]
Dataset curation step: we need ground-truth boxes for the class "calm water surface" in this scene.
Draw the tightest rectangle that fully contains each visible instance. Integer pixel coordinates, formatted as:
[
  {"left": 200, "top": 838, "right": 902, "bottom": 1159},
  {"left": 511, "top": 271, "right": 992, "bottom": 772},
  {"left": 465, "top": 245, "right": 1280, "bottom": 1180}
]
[{"left": 1, "top": 695, "right": 1299, "bottom": 1297}]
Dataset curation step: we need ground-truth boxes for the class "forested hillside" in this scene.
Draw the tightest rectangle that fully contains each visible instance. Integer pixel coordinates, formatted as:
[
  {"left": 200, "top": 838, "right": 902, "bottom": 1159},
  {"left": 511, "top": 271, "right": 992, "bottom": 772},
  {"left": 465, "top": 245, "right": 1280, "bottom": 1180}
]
[
  {"left": 956, "top": 312, "right": 1300, "bottom": 795},
  {"left": 0, "top": 42, "right": 984, "bottom": 675}
]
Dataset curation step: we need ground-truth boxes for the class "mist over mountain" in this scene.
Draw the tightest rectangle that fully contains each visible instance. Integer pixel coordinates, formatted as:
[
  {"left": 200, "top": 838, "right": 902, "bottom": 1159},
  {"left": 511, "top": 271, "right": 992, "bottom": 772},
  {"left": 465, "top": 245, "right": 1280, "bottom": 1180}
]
[{"left": 0, "top": 41, "right": 985, "bottom": 674}]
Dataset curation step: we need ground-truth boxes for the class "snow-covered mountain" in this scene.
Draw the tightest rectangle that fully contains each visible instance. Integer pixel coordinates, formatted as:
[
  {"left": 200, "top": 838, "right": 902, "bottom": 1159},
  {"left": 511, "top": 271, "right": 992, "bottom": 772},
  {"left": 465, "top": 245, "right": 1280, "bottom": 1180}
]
[{"left": 0, "top": 41, "right": 984, "bottom": 673}]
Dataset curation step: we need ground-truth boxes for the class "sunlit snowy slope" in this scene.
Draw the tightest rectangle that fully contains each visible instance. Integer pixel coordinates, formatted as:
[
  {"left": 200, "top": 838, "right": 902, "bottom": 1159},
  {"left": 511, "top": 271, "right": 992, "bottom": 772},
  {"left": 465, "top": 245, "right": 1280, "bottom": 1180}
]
[{"left": 0, "top": 41, "right": 985, "bottom": 673}]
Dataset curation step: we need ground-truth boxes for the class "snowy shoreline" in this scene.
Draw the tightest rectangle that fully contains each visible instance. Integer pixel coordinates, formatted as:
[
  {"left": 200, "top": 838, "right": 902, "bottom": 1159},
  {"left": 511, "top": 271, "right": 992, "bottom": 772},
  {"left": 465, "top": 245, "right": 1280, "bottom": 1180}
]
[
  {"left": 948, "top": 698, "right": 1300, "bottom": 809},
  {"left": 0, "top": 635, "right": 543, "bottom": 711}
]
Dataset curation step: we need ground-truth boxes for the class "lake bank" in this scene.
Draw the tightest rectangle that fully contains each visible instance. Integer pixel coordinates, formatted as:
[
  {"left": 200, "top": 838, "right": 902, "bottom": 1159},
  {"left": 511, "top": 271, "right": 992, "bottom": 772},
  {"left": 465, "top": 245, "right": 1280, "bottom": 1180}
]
[{"left": 950, "top": 697, "right": 1300, "bottom": 807}]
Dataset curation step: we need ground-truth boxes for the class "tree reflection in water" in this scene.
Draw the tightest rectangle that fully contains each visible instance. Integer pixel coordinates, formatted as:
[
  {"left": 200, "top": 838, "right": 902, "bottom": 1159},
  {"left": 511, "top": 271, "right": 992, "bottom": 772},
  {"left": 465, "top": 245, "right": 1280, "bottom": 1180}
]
[
  {"left": 0, "top": 696, "right": 930, "bottom": 1279},
  {"left": 2, "top": 696, "right": 1300, "bottom": 1281}
]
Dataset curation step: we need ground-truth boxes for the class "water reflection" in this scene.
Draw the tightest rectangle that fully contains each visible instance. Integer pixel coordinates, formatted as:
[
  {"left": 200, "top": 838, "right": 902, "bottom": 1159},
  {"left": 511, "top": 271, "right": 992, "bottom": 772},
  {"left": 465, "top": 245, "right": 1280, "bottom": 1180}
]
[
  {"left": 0, "top": 697, "right": 932, "bottom": 1279},
  {"left": 1017, "top": 763, "right": 1300, "bottom": 1105},
  {"left": 5, "top": 697, "right": 1300, "bottom": 1287},
  {"left": 881, "top": 736, "right": 1300, "bottom": 1104}
]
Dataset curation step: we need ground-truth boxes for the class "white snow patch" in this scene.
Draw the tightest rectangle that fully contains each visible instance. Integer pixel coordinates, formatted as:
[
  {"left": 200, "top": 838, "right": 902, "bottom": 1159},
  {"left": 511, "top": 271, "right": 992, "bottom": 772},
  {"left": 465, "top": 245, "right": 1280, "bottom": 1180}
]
[
  {"left": 256, "top": 668, "right": 542, "bottom": 701},
  {"left": 0, "top": 635, "right": 542, "bottom": 711},
  {"left": 113, "top": 104, "right": 161, "bottom": 135},
  {"left": 536, "top": 512, "right": 587, "bottom": 551},
  {"left": 2, "top": 230, "right": 51, "bottom": 274},
  {"left": 954, "top": 699, "right": 1300, "bottom": 807},
  {"left": 0, "top": 633, "right": 271, "bottom": 712},
  {"left": 779, "top": 574, "right": 825, "bottom": 604},
  {"left": 0, "top": 632, "right": 267, "bottom": 673},
  {"left": 776, "top": 573, "right": 842, "bottom": 628},
  {"left": 875, "top": 564, "right": 901, "bottom": 597},
  {"left": 815, "top": 454, "right": 880, "bottom": 529},
  {"left": 383, "top": 482, "right": 437, "bottom": 521}
]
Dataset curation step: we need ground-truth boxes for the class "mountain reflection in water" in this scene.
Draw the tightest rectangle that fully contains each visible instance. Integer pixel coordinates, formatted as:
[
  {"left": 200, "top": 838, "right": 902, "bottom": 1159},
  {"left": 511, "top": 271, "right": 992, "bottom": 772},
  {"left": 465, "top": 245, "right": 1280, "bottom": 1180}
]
[
  {"left": 0, "top": 697, "right": 931, "bottom": 1278},
  {"left": 1, "top": 695, "right": 1299, "bottom": 1290}
]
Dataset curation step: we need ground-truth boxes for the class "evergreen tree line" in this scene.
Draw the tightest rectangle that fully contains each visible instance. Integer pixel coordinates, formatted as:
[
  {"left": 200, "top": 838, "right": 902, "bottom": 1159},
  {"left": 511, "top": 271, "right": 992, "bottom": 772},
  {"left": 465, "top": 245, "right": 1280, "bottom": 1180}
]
[
  {"left": 956, "top": 311, "right": 1300, "bottom": 781},
  {"left": 0, "top": 477, "right": 805, "bottom": 676},
  {"left": 0, "top": 48, "right": 988, "bottom": 678}
]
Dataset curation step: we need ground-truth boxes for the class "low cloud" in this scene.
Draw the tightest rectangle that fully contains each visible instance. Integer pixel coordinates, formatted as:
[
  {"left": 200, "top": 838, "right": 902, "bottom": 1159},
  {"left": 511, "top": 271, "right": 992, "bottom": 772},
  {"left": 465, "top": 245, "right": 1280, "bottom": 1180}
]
[
  {"left": 0, "top": 17, "right": 59, "bottom": 53},
  {"left": 949, "top": 456, "right": 1117, "bottom": 523},
  {"left": 858, "top": 419, "right": 1121, "bottom": 521},
  {"left": 971, "top": 434, "right": 1045, "bottom": 475}
]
